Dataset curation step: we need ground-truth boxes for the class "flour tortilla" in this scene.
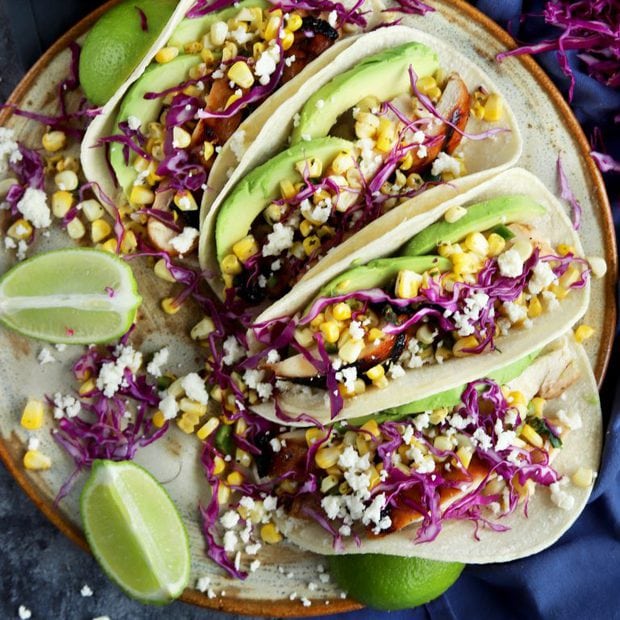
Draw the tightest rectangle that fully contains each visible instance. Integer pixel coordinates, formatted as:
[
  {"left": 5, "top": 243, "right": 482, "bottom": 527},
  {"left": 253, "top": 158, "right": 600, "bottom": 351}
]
[
  {"left": 199, "top": 23, "right": 523, "bottom": 299},
  {"left": 275, "top": 338, "right": 603, "bottom": 564},
  {"left": 252, "top": 168, "right": 590, "bottom": 425}
]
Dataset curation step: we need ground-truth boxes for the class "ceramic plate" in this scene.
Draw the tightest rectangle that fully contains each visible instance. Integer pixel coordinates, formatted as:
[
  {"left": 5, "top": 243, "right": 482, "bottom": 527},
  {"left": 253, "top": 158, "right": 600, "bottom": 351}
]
[{"left": 0, "top": 0, "right": 616, "bottom": 616}]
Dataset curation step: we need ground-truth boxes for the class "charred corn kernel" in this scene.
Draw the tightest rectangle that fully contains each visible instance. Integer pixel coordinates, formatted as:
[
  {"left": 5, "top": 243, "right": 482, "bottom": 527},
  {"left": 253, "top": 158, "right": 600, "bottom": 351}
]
[
  {"left": 434, "top": 435, "right": 453, "bottom": 452},
  {"left": 42, "top": 130, "right": 66, "bottom": 152},
  {"left": 261, "top": 523, "right": 282, "bottom": 544},
  {"left": 452, "top": 252, "right": 479, "bottom": 276},
  {"left": 228, "top": 61, "right": 255, "bottom": 89},
  {"left": 213, "top": 455, "right": 226, "bottom": 475},
  {"left": 200, "top": 45, "right": 215, "bottom": 63},
  {"left": 320, "top": 320, "right": 340, "bottom": 344},
  {"left": 368, "top": 328, "right": 384, "bottom": 342},
  {"left": 252, "top": 41, "right": 266, "bottom": 59},
  {"left": 453, "top": 335, "right": 479, "bottom": 357},
  {"left": 438, "top": 242, "right": 455, "bottom": 258},
  {"left": 333, "top": 302, "right": 352, "bottom": 321},
  {"left": 416, "top": 75, "right": 437, "bottom": 95},
  {"left": 416, "top": 324, "right": 436, "bottom": 345},
  {"left": 217, "top": 483, "right": 231, "bottom": 504},
  {"left": 487, "top": 232, "right": 506, "bottom": 257},
  {"left": 528, "top": 295, "right": 543, "bottom": 318},
  {"left": 264, "top": 202, "right": 282, "bottom": 224},
  {"left": 299, "top": 219, "right": 314, "bottom": 237},
  {"left": 221, "top": 253, "right": 242, "bottom": 275},
  {"left": 279, "top": 178, "right": 297, "bottom": 199},
  {"left": 263, "top": 15, "right": 281, "bottom": 41},
  {"left": 66, "top": 217, "right": 85, "bottom": 240},
  {"left": 161, "top": 297, "right": 181, "bottom": 314},
  {"left": 360, "top": 419, "right": 380, "bottom": 438},
  {"left": 179, "top": 398, "right": 207, "bottom": 416},
  {"left": 366, "top": 364, "right": 385, "bottom": 382},
  {"left": 444, "top": 205, "right": 467, "bottom": 223},
  {"left": 130, "top": 185, "right": 155, "bottom": 205},
  {"left": 521, "top": 423, "right": 544, "bottom": 448},
  {"left": 79, "top": 199, "right": 104, "bottom": 222},
  {"left": 464, "top": 232, "right": 489, "bottom": 256},
  {"left": 483, "top": 93, "right": 503, "bottom": 122},
  {"left": 172, "top": 126, "right": 192, "bottom": 149},
  {"left": 21, "top": 399, "right": 45, "bottom": 430},
  {"left": 331, "top": 151, "right": 356, "bottom": 175},
  {"left": 315, "top": 445, "right": 340, "bottom": 469},
  {"left": 320, "top": 475, "right": 339, "bottom": 493},
  {"left": 572, "top": 467, "right": 594, "bottom": 488},
  {"left": 235, "top": 448, "right": 252, "bottom": 468},
  {"left": 303, "top": 235, "right": 321, "bottom": 256},
  {"left": 586, "top": 255, "right": 606, "bottom": 278},
  {"left": 456, "top": 446, "right": 473, "bottom": 469},
  {"left": 54, "top": 169, "right": 78, "bottom": 191},
  {"left": 7, "top": 218, "right": 33, "bottom": 240},
  {"left": 78, "top": 379, "right": 96, "bottom": 396},
  {"left": 295, "top": 157, "right": 322, "bottom": 178},
  {"left": 376, "top": 118, "right": 396, "bottom": 153},
  {"left": 155, "top": 46, "right": 179, "bottom": 63},
  {"left": 227, "top": 470, "right": 244, "bottom": 486},
  {"left": 152, "top": 410, "right": 167, "bottom": 428},
  {"left": 294, "top": 327, "right": 314, "bottom": 348},
  {"left": 354, "top": 112, "right": 380, "bottom": 139},
  {"left": 154, "top": 259, "right": 176, "bottom": 283},
  {"left": 287, "top": 12, "right": 303, "bottom": 31},
  {"left": 395, "top": 269, "right": 423, "bottom": 299},
  {"left": 24, "top": 450, "right": 51, "bottom": 470},
  {"left": 91, "top": 218, "right": 112, "bottom": 243},
  {"left": 530, "top": 397, "right": 546, "bottom": 418},
  {"left": 559, "top": 265, "right": 581, "bottom": 289},
  {"left": 183, "top": 40, "right": 203, "bottom": 54},
  {"left": 281, "top": 29, "right": 295, "bottom": 50},
  {"left": 305, "top": 427, "right": 327, "bottom": 446},
  {"left": 338, "top": 339, "right": 364, "bottom": 364},
  {"left": 210, "top": 385, "right": 223, "bottom": 403},
  {"left": 574, "top": 324, "right": 594, "bottom": 343},
  {"left": 232, "top": 235, "right": 258, "bottom": 262}
]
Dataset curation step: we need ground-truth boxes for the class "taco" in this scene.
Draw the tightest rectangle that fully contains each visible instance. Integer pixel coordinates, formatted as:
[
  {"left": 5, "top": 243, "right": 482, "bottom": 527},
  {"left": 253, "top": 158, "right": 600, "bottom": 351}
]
[
  {"left": 241, "top": 169, "right": 593, "bottom": 426},
  {"left": 80, "top": 0, "right": 372, "bottom": 253},
  {"left": 199, "top": 25, "right": 522, "bottom": 303},
  {"left": 264, "top": 337, "right": 602, "bottom": 564}
]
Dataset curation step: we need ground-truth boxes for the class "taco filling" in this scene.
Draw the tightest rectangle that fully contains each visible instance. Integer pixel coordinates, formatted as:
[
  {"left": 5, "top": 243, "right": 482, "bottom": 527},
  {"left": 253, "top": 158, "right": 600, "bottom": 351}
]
[{"left": 214, "top": 42, "right": 509, "bottom": 303}]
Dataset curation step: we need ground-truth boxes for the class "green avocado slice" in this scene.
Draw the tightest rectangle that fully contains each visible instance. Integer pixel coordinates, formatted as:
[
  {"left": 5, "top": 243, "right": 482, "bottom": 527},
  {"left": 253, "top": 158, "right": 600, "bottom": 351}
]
[
  {"left": 109, "top": 54, "right": 201, "bottom": 197},
  {"left": 314, "top": 255, "right": 452, "bottom": 303},
  {"left": 215, "top": 137, "right": 353, "bottom": 263},
  {"left": 402, "top": 195, "right": 547, "bottom": 256},
  {"left": 346, "top": 349, "right": 541, "bottom": 427},
  {"left": 167, "top": 0, "right": 268, "bottom": 49},
  {"left": 291, "top": 41, "right": 439, "bottom": 144}
]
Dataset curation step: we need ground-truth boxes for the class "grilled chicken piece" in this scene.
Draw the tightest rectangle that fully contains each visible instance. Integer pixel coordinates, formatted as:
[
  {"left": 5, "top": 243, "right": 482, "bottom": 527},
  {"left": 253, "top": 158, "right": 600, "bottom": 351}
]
[
  {"left": 267, "top": 432, "right": 308, "bottom": 479},
  {"left": 271, "top": 352, "right": 320, "bottom": 379},
  {"left": 411, "top": 73, "right": 471, "bottom": 172},
  {"left": 356, "top": 332, "right": 408, "bottom": 375},
  {"left": 146, "top": 189, "right": 177, "bottom": 253}
]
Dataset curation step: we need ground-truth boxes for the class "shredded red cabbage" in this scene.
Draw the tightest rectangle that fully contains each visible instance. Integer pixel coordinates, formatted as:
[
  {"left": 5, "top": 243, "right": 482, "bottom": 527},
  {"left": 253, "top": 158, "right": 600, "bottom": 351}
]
[
  {"left": 557, "top": 155, "right": 583, "bottom": 229},
  {"left": 136, "top": 6, "right": 149, "bottom": 32},
  {"left": 384, "top": 0, "right": 434, "bottom": 16},
  {"left": 591, "top": 151, "right": 620, "bottom": 173}
]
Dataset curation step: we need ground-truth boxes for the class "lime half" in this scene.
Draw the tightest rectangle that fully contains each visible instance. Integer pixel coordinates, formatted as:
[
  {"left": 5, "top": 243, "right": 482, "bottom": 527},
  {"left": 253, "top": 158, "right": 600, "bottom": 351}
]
[
  {"left": 0, "top": 248, "right": 142, "bottom": 344},
  {"left": 329, "top": 554, "right": 464, "bottom": 611},
  {"left": 81, "top": 460, "right": 191, "bottom": 605}
]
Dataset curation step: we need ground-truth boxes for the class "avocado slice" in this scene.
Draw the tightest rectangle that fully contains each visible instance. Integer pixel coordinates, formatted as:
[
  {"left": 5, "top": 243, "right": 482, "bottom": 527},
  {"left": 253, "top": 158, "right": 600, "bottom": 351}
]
[
  {"left": 290, "top": 42, "right": 439, "bottom": 144},
  {"left": 109, "top": 54, "right": 201, "bottom": 197},
  {"left": 314, "top": 255, "right": 452, "bottom": 303},
  {"left": 168, "top": 0, "right": 268, "bottom": 49},
  {"left": 346, "top": 349, "right": 541, "bottom": 427},
  {"left": 402, "top": 195, "right": 547, "bottom": 256},
  {"left": 215, "top": 137, "right": 353, "bottom": 263}
]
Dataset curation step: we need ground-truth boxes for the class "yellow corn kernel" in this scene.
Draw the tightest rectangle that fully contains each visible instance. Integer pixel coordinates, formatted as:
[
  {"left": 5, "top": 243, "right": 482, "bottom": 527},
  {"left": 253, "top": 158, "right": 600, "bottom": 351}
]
[
  {"left": 315, "top": 445, "right": 340, "bottom": 469},
  {"left": 287, "top": 12, "right": 303, "bottom": 31},
  {"left": 227, "top": 470, "right": 244, "bottom": 486},
  {"left": 279, "top": 178, "right": 297, "bottom": 200},
  {"left": 66, "top": 217, "right": 85, "bottom": 240},
  {"left": 228, "top": 61, "right": 255, "bottom": 89},
  {"left": 155, "top": 46, "right": 179, "bottom": 64},
  {"left": 513, "top": 477, "right": 535, "bottom": 500},
  {"left": 100, "top": 238, "right": 117, "bottom": 253},
  {"left": 252, "top": 41, "right": 266, "bottom": 59},
  {"left": 306, "top": 427, "right": 327, "bottom": 446},
  {"left": 508, "top": 391, "right": 527, "bottom": 409},
  {"left": 54, "top": 169, "right": 78, "bottom": 191},
  {"left": 235, "top": 448, "right": 252, "bottom": 468},
  {"left": 571, "top": 467, "right": 594, "bottom": 488},
  {"left": 213, "top": 455, "right": 226, "bottom": 476},
  {"left": 225, "top": 90, "right": 242, "bottom": 109},
  {"left": 366, "top": 364, "right": 385, "bottom": 382},
  {"left": 353, "top": 378, "right": 366, "bottom": 395},
  {"left": 279, "top": 479, "right": 298, "bottom": 493},
  {"left": 42, "top": 130, "right": 67, "bottom": 152},
  {"left": 456, "top": 446, "right": 473, "bottom": 469},
  {"left": 303, "top": 235, "right": 321, "bottom": 256},
  {"left": 130, "top": 185, "right": 155, "bottom": 205},
  {"left": 232, "top": 235, "right": 258, "bottom": 262},
  {"left": 434, "top": 435, "right": 453, "bottom": 452},
  {"left": 472, "top": 100, "right": 485, "bottom": 120},
  {"left": 320, "top": 475, "right": 339, "bottom": 493},
  {"left": 264, "top": 202, "right": 282, "bottom": 224},
  {"left": 367, "top": 328, "right": 384, "bottom": 342},
  {"left": 20, "top": 399, "right": 45, "bottom": 430},
  {"left": 78, "top": 378, "right": 96, "bottom": 397},
  {"left": 437, "top": 243, "right": 455, "bottom": 258},
  {"left": 520, "top": 423, "right": 544, "bottom": 448},
  {"left": 338, "top": 340, "right": 364, "bottom": 366},
  {"left": 451, "top": 252, "right": 480, "bottom": 276},
  {"left": 203, "top": 141, "right": 215, "bottom": 162},
  {"left": 152, "top": 411, "right": 166, "bottom": 428},
  {"left": 548, "top": 283, "right": 569, "bottom": 300},
  {"left": 416, "top": 75, "right": 437, "bottom": 95},
  {"left": 281, "top": 29, "right": 295, "bottom": 51},
  {"left": 51, "top": 191, "right": 73, "bottom": 218},
  {"left": 331, "top": 151, "right": 356, "bottom": 175},
  {"left": 190, "top": 318, "right": 215, "bottom": 343},
  {"left": 217, "top": 483, "right": 230, "bottom": 504},
  {"left": 426, "top": 86, "right": 442, "bottom": 102},
  {"left": 78, "top": 199, "right": 103, "bottom": 222},
  {"left": 261, "top": 523, "right": 283, "bottom": 544},
  {"left": 574, "top": 324, "right": 594, "bottom": 343},
  {"left": 172, "top": 126, "right": 192, "bottom": 149},
  {"left": 90, "top": 218, "right": 112, "bottom": 243},
  {"left": 299, "top": 219, "right": 314, "bottom": 237},
  {"left": 320, "top": 320, "right": 340, "bottom": 344},
  {"left": 483, "top": 93, "right": 503, "bottom": 122},
  {"left": 395, "top": 269, "right": 423, "bottom": 299},
  {"left": 332, "top": 302, "right": 352, "bottom": 321},
  {"left": 528, "top": 295, "right": 543, "bottom": 319},
  {"left": 294, "top": 327, "right": 314, "bottom": 348},
  {"left": 221, "top": 253, "right": 242, "bottom": 275},
  {"left": 453, "top": 336, "right": 479, "bottom": 358},
  {"left": 485, "top": 232, "right": 506, "bottom": 257},
  {"left": 7, "top": 218, "right": 33, "bottom": 240},
  {"left": 559, "top": 265, "right": 581, "bottom": 289},
  {"left": 23, "top": 450, "right": 52, "bottom": 471},
  {"left": 161, "top": 297, "right": 181, "bottom": 314},
  {"left": 209, "top": 20, "right": 228, "bottom": 45},
  {"left": 179, "top": 398, "right": 207, "bottom": 417},
  {"left": 360, "top": 419, "right": 380, "bottom": 438},
  {"left": 153, "top": 259, "right": 175, "bottom": 283},
  {"left": 295, "top": 157, "right": 322, "bottom": 178},
  {"left": 430, "top": 407, "right": 449, "bottom": 424},
  {"left": 310, "top": 313, "right": 325, "bottom": 329},
  {"left": 444, "top": 205, "right": 467, "bottom": 223},
  {"left": 464, "top": 232, "right": 489, "bottom": 256},
  {"left": 177, "top": 416, "right": 196, "bottom": 434},
  {"left": 530, "top": 397, "right": 546, "bottom": 418},
  {"left": 376, "top": 118, "right": 396, "bottom": 153},
  {"left": 263, "top": 15, "right": 282, "bottom": 41}
]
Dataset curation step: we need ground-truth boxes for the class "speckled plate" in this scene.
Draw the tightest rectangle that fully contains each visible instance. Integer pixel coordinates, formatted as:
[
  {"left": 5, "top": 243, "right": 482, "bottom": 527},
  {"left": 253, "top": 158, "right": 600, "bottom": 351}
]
[{"left": 0, "top": 0, "right": 616, "bottom": 617}]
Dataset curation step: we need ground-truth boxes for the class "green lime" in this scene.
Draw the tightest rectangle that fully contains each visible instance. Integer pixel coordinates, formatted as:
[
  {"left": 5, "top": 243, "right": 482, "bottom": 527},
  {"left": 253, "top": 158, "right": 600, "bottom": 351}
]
[
  {"left": 0, "top": 248, "right": 142, "bottom": 344},
  {"left": 80, "top": 0, "right": 177, "bottom": 106},
  {"left": 329, "top": 554, "right": 464, "bottom": 611},
  {"left": 81, "top": 460, "right": 191, "bottom": 605}
]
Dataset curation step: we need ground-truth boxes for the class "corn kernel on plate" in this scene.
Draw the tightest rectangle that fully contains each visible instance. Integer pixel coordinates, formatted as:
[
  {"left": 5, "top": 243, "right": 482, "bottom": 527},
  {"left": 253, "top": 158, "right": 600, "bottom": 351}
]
[{"left": 0, "top": 0, "right": 615, "bottom": 617}]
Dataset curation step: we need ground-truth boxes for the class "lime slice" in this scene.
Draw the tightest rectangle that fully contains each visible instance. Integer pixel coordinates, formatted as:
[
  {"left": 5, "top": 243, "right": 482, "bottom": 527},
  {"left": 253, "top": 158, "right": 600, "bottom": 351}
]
[
  {"left": 329, "top": 554, "right": 464, "bottom": 610},
  {"left": 81, "top": 460, "right": 191, "bottom": 604},
  {"left": 0, "top": 248, "right": 142, "bottom": 344},
  {"left": 80, "top": 0, "right": 177, "bottom": 106}
]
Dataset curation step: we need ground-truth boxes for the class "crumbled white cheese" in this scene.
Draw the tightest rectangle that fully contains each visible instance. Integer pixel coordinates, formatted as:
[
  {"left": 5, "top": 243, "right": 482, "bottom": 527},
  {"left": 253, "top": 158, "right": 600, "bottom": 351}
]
[
  {"left": 250, "top": 559, "right": 261, "bottom": 572},
  {"left": 170, "top": 227, "right": 199, "bottom": 255},
  {"left": 181, "top": 372, "right": 209, "bottom": 405},
  {"left": 37, "top": 347, "right": 56, "bottom": 365},
  {"left": 220, "top": 510, "right": 240, "bottom": 529},
  {"left": 159, "top": 394, "right": 179, "bottom": 420},
  {"left": 80, "top": 584, "right": 93, "bottom": 597},
  {"left": 0, "top": 127, "right": 22, "bottom": 174},
  {"left": 52, "top": 393, "right": 81, "bottom": 419},
  {"left": 503, "top": 301, "right": 527, "bottom": 324},
  {"left": 17, "top": 606, "right": 32, "bottom": 620},
  {"left": 196, "top": 576, "right": 211, "bottom": 592},
  {"left": 554, "top": 408, "right": 582, "bottom": 431},
  {"left": 301, "top": 198, "right": 331, "bottom": 225},
  {"left": 549, "top": 477, "right": 575, "bottom": 511},
  {"left": 146, "top": 347, "right": 169, "bottom": 378},
  {"left": 348, "top": 320, "right": 365, "bottom": 341},
  {"left": 389, "top": 363, "right": 405, "bottom": 379},
  {"left": 127, "top": 115, "right": 142, "bottom": 131},
  {"left": 266, "top": 350, "right": 280, "bottom": 364},
  {"left": 17, "top": 187, "right": 51, "bottom": 229},
  {"left": 223, "top": 336, "right": 244, "bottom": 366},
  {"left": 528, "top": 260, "right": 557, "bottom": 294},
  {"left": 27, "top": 437, "right": 40, "bottom": 451},
  {"left": 497, "top": 248, "right": 524, "bottom": 278},
  {"left": 96, "top": 345, "right": 143, "bottom": 397},
  {"left": 327, "top": 9, "right": 338, "bottom": 27},
  {"left": 262, "top": 223, "right": 295, "bottom": 257},
  {"left": 270, "top": 437, "right": 282, "bottom": 453},
  {"left": 541, "top": 290, "right": 560, "bottom": 310},
  {"left": 431, "top": 152, "right": 461, "bottom": 177},
  {"left": 472, "top": 428, "right": 493, "bottom": 450}
]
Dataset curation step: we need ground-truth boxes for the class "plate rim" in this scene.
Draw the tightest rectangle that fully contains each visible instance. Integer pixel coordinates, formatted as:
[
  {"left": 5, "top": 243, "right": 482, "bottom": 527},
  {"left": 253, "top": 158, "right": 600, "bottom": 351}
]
[{"left": 0, "top": 0, "right": 615, "bottom": 616}]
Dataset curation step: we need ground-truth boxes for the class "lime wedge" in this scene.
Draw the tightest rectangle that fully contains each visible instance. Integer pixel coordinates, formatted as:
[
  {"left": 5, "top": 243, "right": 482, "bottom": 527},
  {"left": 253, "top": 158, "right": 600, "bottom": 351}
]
[
  {"left": 81, "top": 460, "right": 191, "bottom": 604},
  {"left": 329, "top": 554, "right": 464, "bottom": 610},
  {"left": 0, "top": 248, "right": 142, "bottom": 344}
]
